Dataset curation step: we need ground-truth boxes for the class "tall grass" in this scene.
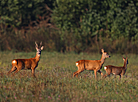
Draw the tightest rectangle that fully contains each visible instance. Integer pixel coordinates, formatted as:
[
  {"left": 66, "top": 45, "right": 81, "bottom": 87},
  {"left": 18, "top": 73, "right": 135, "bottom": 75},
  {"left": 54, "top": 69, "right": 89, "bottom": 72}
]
[{"left": 0, "top": 51, "right": 138, "bottom": 102}]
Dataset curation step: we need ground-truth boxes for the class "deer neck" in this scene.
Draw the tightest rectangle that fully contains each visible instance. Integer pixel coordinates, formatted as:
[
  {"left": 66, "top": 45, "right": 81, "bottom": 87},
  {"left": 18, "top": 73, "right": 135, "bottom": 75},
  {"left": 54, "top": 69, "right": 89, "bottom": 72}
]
[
  {"left": 123, "top": 61, "right": 127, "bottom": 69},
  {"left": 34, "top": 53, "right": 41, "bottom": 62},
  {"left": 100, "top": 55, "right": 105, "bottom": 65}
]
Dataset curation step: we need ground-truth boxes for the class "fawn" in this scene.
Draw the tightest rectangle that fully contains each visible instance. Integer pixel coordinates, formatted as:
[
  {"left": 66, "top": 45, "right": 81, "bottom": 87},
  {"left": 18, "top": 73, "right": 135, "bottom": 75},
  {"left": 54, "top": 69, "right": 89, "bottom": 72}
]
[
  {"left": 7, "top": 42, "right": 43, "bottom": 77},
  {"left": 104, "top": 56, "right": 128, "bottom": 78},
  {"left": 73, "top": 49, "right": 110, "bottom": 79}
]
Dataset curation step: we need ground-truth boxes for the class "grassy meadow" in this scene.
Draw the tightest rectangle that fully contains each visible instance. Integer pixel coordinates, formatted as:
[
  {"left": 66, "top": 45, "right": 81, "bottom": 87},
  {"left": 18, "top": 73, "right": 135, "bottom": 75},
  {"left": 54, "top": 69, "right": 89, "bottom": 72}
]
[{"left": 0, "top": 51, "right": 138, "bottom": 102}]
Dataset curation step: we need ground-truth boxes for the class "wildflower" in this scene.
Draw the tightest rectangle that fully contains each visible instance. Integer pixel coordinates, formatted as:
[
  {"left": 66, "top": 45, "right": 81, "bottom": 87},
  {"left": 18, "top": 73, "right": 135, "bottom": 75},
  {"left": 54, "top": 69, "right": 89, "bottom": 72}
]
[
  {"left": 48, "top": 96, "right": 52, "bottom": 99},
  {"left": 102, "top": 96, "right": 105, "bottom": 98}
]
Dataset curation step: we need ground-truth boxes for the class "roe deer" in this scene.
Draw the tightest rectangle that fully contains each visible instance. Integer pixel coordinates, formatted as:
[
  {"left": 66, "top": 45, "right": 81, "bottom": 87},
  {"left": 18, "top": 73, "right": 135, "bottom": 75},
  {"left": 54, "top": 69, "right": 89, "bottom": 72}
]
[
  {"left": 7, "top": 42, "right": 44, "bottom": 77},
  {"left": 73, "top": 49, "right": 110, "bottom": 79},
  {"left": 104, "top": 56, "right": 128, "bottom": 78}
]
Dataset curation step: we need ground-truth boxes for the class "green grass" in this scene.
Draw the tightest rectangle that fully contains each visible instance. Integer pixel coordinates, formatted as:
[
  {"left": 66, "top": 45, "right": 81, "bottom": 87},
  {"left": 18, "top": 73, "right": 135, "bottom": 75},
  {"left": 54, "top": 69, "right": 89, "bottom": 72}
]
[{"left": 0, "top": 51, "right": 138, "bottom": 102}]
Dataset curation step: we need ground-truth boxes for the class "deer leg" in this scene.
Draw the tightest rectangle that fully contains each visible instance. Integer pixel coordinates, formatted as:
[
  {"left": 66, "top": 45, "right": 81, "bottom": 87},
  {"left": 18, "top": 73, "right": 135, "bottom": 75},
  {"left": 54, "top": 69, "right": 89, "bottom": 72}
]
[
  {"left": 31, "top": 68, "right": 36, "bottom": 78},
  {"left": 104, "top": 73, "right": 111, "bottom": 78},
  {"left": 76, "top": 70, "right": 83, "bottom": 77},
  {"left": 121, "top": 71, "right": 125, "bottom": 79},
  {"left": 103, "top": 74, "right": 107, "bottom": 78},
  {"left": 73, "top": 71, "right": 80, "bottom": 77},
  {"left": 12, "top": 69, "right": 20, "bottom": 76},
  {"left": 119, "top": 75, "right": 123, "bottom": 80},
  {"left": 97, "top": 70, "right": 103, "bottom": 78},
  {"left": 7, "top": 66, "right": 17, "bottom": 75},
  {"left": 94, "top": 70, "right": 97, "bottom": 79},
  {"left": 73, "top": 71, "right": 78, "bottom": 77},
  {"left": 73, "top": 69, "right": 84, "bottom": 77}
]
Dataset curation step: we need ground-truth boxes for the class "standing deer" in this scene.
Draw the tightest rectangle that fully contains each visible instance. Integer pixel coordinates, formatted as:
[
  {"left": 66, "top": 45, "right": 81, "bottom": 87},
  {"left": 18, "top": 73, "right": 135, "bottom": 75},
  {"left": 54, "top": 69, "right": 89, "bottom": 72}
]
[
  {"left": 73, "top": 49, "right": 110, "bottom": 79},
  {"left": 7, "top": 42, "right": 44, "bottom": 77},
  {"left": 104, "top": 56, "right": 128, "bottom": 78}
]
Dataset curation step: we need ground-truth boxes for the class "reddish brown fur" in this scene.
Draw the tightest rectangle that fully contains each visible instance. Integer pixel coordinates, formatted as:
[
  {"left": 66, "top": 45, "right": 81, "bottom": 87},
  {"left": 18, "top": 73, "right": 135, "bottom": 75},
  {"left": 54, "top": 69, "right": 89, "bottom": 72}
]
[
  {"left": 104, "top": 56, "right": 128, "bottom": 78},
  {"left": 7, "top": 42, "right": 43, "bottom": 77},
  {"left": 73, "top": 49, "right": 110, "bottom": 79}
]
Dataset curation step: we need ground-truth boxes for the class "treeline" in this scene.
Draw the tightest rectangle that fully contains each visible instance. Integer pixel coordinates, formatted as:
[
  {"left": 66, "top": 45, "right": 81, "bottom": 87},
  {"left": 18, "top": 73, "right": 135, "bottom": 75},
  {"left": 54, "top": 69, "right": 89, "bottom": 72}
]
[{"left": 0, "top": 0, "right": 138, "bottom": 53}]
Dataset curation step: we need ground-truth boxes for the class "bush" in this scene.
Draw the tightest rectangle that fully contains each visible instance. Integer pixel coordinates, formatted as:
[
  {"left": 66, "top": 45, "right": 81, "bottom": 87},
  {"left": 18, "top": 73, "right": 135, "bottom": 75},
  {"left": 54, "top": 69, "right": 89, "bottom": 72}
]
[{"left": 1, "top": 0, "right": 138, "bottom": 53}]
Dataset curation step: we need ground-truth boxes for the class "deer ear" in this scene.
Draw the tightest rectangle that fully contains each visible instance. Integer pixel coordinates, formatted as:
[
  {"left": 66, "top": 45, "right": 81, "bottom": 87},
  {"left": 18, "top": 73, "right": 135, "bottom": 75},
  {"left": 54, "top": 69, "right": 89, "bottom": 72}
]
[
  {"left": 36, "top": 46, "right": 38, "bottom": 50},
  {"left": 126, "top": 57, "right": 128, "bottom": 60},
  {"left": 41, "top": 46, "right": 44, "bottom": 50},
  {"left": 122, "top": 56, "right": 125, "bottom": 60},
  {"left": 101, "top": 49, "right": 104, "bottom": 53},
  {"left": 40, "top": 41, "right": 42, "bottom": 46},
  {"left": 35, "top": 42, "right": 38, "bottom": 48}
]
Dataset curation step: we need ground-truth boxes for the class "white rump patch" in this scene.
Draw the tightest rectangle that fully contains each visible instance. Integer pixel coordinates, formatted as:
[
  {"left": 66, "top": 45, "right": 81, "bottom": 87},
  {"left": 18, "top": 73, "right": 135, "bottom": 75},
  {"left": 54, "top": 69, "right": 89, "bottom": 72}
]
[
  {"left": 113, "top": 73, "right": 115, "bottom": 75},
  {"left": 76, "top": 62, "right": 78, "bottom": 66},
  {"left": 12, "top": 60, "right": 16, "bottom": 64},
  {"left": 104, "top": 66, "right": 107, "bottom": 70}
]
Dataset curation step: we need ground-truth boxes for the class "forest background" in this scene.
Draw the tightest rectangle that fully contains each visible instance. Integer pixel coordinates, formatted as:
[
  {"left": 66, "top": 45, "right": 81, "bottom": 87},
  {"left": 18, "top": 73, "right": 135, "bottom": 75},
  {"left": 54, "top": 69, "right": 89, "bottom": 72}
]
[{"left": 0, "top": 0, "right": 138, "bottom": 54}]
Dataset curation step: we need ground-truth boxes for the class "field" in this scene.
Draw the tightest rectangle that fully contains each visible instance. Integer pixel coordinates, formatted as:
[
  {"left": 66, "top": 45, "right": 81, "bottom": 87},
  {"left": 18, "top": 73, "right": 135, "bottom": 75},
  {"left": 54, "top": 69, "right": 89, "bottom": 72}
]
[{"left": 0, "top": 51, "right": 138, "bottom": 102}]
